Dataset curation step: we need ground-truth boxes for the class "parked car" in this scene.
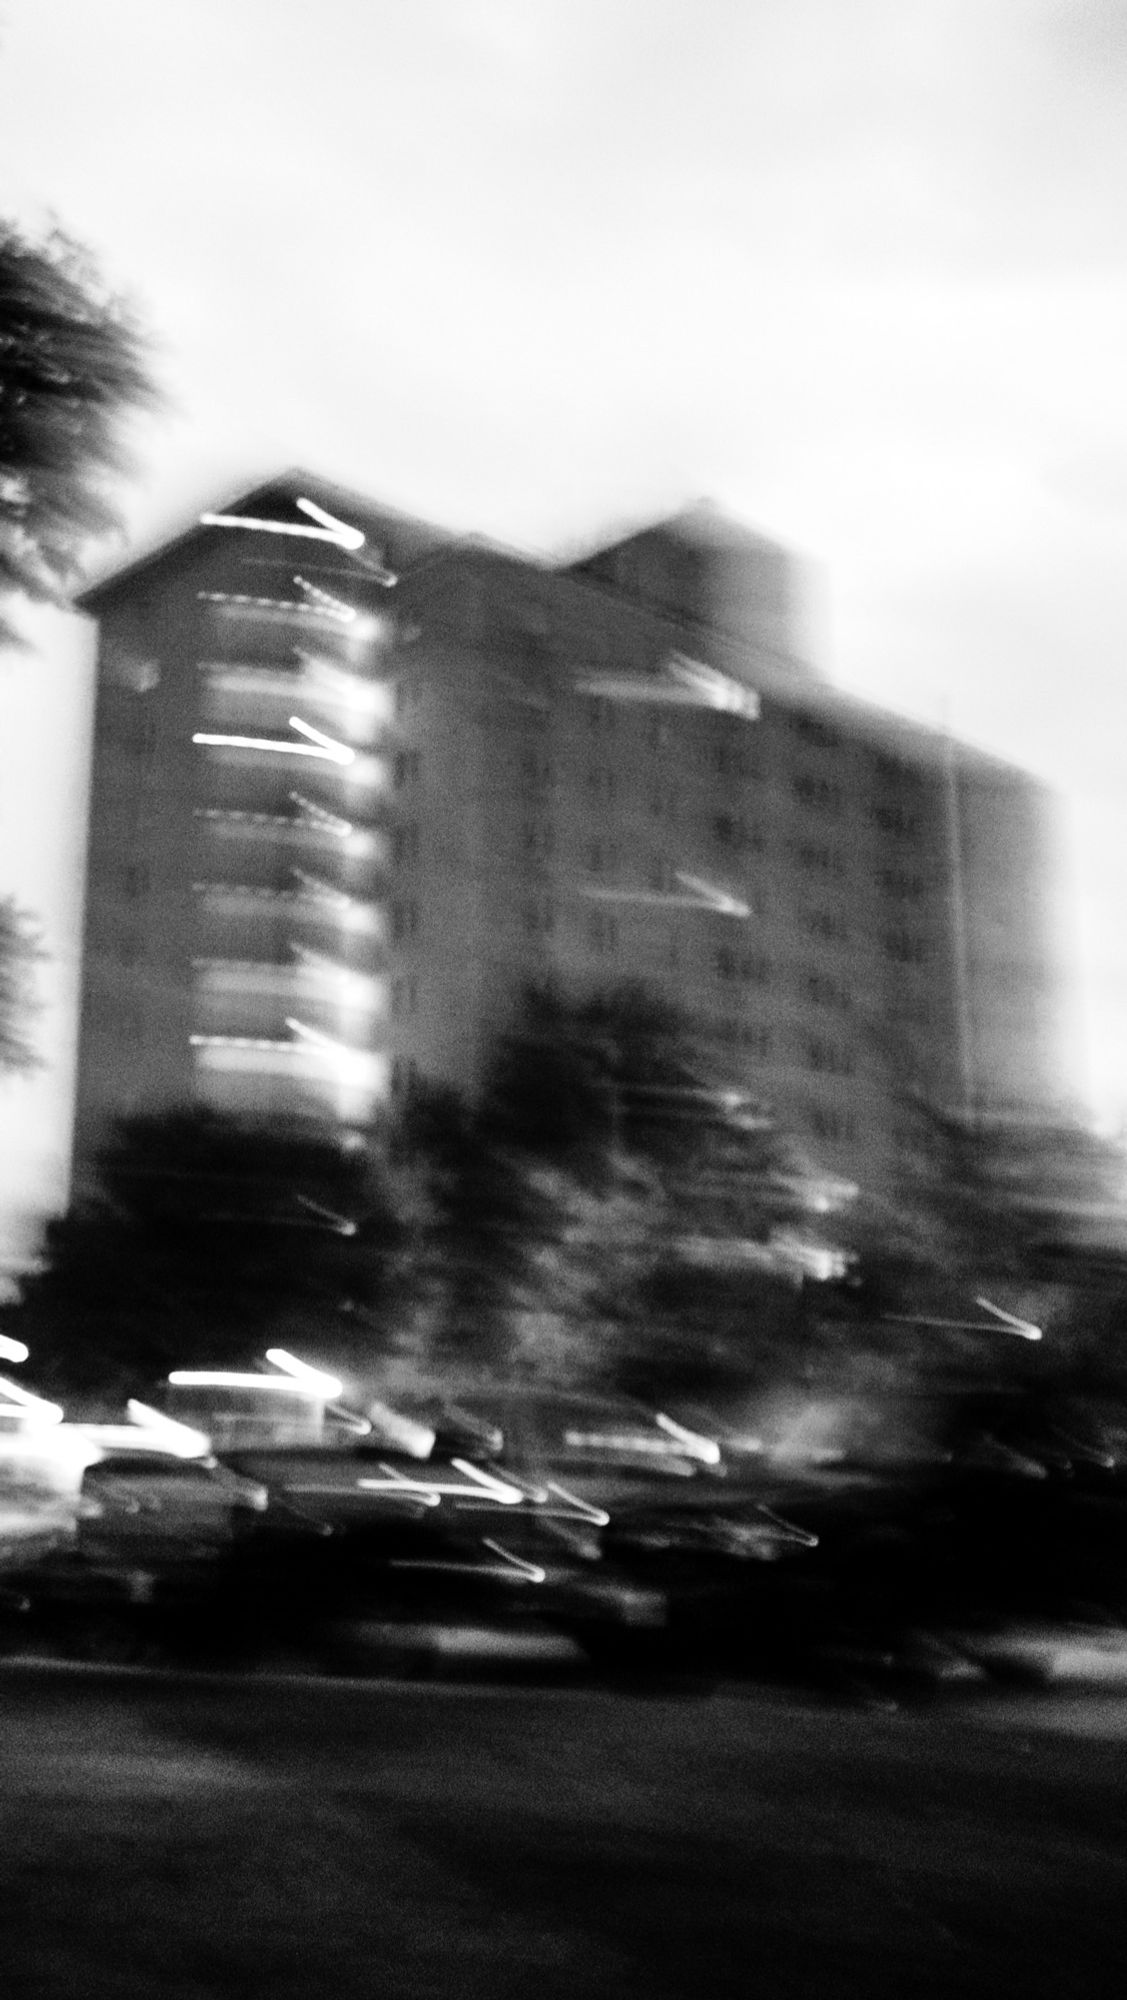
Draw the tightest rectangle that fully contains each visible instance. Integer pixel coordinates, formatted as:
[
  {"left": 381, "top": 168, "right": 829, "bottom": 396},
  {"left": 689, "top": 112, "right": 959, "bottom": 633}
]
[{"left": 76, "top": 1450, "right": 269, "bottom": 1561}]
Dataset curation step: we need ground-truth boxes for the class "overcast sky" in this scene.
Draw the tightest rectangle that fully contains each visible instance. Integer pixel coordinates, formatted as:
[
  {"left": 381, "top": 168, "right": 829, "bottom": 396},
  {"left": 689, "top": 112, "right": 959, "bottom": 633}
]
[{"left": 1, "top": 0, "right": 1126, "bottom": 1242}]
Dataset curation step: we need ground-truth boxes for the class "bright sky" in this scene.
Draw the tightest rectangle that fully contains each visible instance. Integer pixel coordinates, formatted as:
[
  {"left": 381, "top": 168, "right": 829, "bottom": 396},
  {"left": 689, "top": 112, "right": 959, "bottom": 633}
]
[{"left": 1, "top": 0, "right": 1126, "bottom": 1247}]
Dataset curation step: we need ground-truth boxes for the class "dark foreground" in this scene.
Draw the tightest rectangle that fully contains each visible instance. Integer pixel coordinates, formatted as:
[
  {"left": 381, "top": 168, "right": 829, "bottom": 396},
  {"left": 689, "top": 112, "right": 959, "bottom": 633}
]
[{"left": 1, "top": 1668, "right": 1127, "bottom": 1999}]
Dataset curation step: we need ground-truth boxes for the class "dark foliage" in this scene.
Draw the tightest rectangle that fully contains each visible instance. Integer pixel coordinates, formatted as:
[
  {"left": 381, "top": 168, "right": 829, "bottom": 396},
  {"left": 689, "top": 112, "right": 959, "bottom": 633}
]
[{"left": 0, "top": 219, "right": 158, "bottom": 639}]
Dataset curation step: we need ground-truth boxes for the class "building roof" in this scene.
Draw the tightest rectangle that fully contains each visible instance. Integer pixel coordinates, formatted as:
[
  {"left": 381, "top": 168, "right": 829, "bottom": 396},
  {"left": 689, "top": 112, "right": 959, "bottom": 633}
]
[{"left": 74, "top": 468, "right": 458, "bottom": 611}]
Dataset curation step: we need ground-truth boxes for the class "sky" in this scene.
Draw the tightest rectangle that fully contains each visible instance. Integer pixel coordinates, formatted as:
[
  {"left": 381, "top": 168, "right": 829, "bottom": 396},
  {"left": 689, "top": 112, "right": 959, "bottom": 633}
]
[{"left": 0, "top": 0, "right": 1126, "bottom": 1247}]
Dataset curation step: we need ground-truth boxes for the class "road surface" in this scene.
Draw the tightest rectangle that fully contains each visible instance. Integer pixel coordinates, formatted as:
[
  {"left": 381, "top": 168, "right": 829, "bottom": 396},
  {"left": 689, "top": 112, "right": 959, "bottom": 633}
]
[{"left": 0, "top": 1667, "right": 1125, "bottom": 1998}]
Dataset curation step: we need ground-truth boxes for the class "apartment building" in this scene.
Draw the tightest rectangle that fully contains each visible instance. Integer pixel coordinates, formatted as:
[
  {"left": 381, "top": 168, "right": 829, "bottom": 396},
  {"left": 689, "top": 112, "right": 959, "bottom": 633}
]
[{"left": 71, "top": 472, "right": 1076, "bottom": 1203}]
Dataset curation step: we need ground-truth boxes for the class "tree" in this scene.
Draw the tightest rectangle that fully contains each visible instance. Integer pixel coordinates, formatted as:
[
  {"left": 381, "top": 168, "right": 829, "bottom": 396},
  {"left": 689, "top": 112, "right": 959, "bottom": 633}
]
[
  {"left": 4, "top": 1109, "right": 405, "bottom": 1396},
  {"left": 395, "top": 982, "right": 815, "bottom": 1395},
  {"left": 0, "top": 896, "right": 42, "bottom": 1072},
  {"left": 0, "top": 218, "right": 157, "bottom": 641}
]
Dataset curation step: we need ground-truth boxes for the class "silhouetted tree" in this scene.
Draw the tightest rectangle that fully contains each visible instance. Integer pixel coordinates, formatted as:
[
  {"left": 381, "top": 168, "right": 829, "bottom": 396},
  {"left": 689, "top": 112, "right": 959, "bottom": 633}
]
[
  {"left": 0, "top": 897, "right": 42, "bottom": 1072},
  {"left": 0, "top": 219, "right": 157, "bottom": 641},
  {"left": 5, "top": 1109, "right": 404, "bottom": 1395},
  {"left": 395, "top": 982, "right": 813, "bottom": 1393}
]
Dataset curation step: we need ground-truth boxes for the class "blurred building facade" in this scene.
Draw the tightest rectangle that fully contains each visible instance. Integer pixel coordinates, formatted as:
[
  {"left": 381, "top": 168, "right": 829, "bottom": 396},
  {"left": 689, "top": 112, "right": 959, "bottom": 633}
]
[{"left": 71, "top": 472, "right": 1077, "bottom": 1201}]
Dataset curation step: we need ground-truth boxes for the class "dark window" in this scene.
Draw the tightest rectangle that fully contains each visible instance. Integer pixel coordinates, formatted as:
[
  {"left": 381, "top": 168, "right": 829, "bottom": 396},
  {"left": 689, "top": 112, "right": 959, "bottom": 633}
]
[
  {"left": 789, "top": 712, "right": 842, "bottom": 750},
  {"left": 801, "top": 1035, "right": 855, "bottom": 1077},
  {"left": 803, "top": 909, "right": 849, "bottom": 942},
  {"left": 712, "top": 813, "right": 763, "bottom": 852},
  {"left": 805, "top": 972, "right": 852, "bottom": 1012},
  {"left": 586, "top": 839, "right": 619, "bottom": 877},
  {"left": 585, "top": 697, "right": 617, "bottom": 733},
  {"left": 792, "top": 774, "right": 844, "bottom": 814},
  {"left": 870, "top": 803, "right": 919, "bottom": 839},
  {"left": 391, "top": 899, "right": 420, "bottom": 942},
  {"left": 714, "top": 948, "right": 771, "bottom": 984},
  {"left": 393, "top": 750, "right": 421, "bottom": 789},
  {"left": 793, "top": 840, "right": 844, "bottom": 877},
  {"left": 648, "top": 783, "right": 679, "bottom": 818},
  {"left": 522, "top": 820, "right": 555, "bottom": 860},
  {"left": 586, "top": 766, "right": 617, "bottom": 804},
  {"left": 522, "top": 899, "right": 556, "bottom": 938},
  {"left": 876, "top": 867, "right": 924, "bottom": 900},
  {"left": 586, "top": 911, "right": 619, "bottom": 954},
  {"left": 810, "top": 1107, "right": 856, "bottom": 1142},
  {"left": 881, "top": 930, "right": 927, "bottom": 966}
]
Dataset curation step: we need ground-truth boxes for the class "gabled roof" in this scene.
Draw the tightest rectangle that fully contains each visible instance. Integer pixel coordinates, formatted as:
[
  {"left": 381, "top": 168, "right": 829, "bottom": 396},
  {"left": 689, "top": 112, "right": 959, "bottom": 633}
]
[{"left": 74, "top": 468, "right": 458, "bottom": 611}]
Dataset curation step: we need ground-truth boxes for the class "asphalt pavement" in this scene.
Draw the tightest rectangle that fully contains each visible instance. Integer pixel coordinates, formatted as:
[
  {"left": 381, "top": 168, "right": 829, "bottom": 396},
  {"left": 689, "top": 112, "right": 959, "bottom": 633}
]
[{"left": 1, "top": 1667, "right": 1126, "bottom": 1999}]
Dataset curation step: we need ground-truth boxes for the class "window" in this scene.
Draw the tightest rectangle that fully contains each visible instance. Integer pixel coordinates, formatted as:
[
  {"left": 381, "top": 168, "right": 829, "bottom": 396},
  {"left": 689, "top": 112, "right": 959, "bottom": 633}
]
[
  {"left": 522, "top": 819, "right": 555, "bottom": 861},
  {"left": 788, "top": 712, "right": 842, "bottom": 750},
  {"left": 710, "top": 740, "right": 759, "bottom": 779},
  {"left": 805, "top": 972, "right": 852, "bottom": 1013},
  {"left": 709, "top": 1020, "right": 773, "bottom": 1059},
  {"left": 586, "top": 911, "right": 619, "bottom": 955},
  {"left": 522, "top": 898, "right": 556, "bottom": 938},
  {"left": 877, "top": 867, "right": 924, "bottom": 900},
  {"left": 521, "top": 751, "right": 554, "bottom": 791},
  {"left": 121, "top": 864, "right": 149, "bottom": 898},
  {"left": 792, "top": 774, "right": 844, "bottom": 815},
  {"left": 714, "top": 948, "right": 771, "bottom": 985},
  {"left": 648, "top": 856, "right": 677, "bottom": 893},
  {"left": 810, "top": 1107, "right": 856, "bottom": 1142},
  {"left": 586, "top": 766, "right": 617, "bottom": 805},
  {"left": 803, "top": 909, "right": 848, "bottom": 942},
  {"left": 712, "top": 813, "right": 763, "bottom": 852},
  {"left": 585, "top": 697, "right": 617, "bottom": 734},
  {"left": 648, "top": 783, "right": 679, "bottom": 819},
  {"left": 585, "top": 839, "right": 619, "bottom": 878},
  {"left": 870, "top": 803, "right": 919, "bottom": 839},
  {"left": 393, "top": 823, "right": 420, "bottom": 865},
  {"left": 393, "top": 750, "right": 421, "bottom": 789},
  {"left": 391, "top": 976, "right": 419, "bottom": 1018},
  {"left": 881, "top": 930, "right": 927, "bottom": 966},
  {"left": 793, "top": 840, "right": 844, "bottom": 877},
  {"left": 801, "top": 1035, "right": 854, "bottom": 1075},
  {"left": 391, "top": 899, "right": 420, "bottom": 942}
]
